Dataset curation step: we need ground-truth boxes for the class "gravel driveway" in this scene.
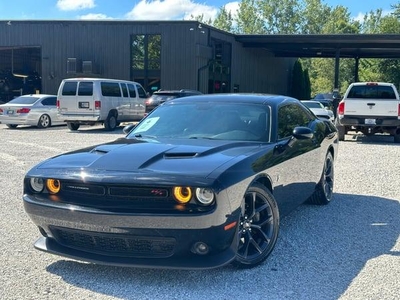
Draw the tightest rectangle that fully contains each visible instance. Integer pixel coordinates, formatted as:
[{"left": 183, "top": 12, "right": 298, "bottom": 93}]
[{"left": 1, "top": 124, "right": 399, "bottom": 300}]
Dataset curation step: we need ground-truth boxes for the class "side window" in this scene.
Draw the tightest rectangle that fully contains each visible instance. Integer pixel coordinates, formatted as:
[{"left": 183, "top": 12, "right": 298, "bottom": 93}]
[
  {"left": 278, "top": 104, "right": 312, "bottom": 139},
  {"left": 127, "top": 84, "right": 137, "bottom": 98},
  {"left": 41, "top": 97, "right": 57, "bottom": 106},
  {"left": 101, "top": 82, "right": 121, "bottom": 97},
  {"left": 61, "top": 82, "right": 77, "bottom": 96},
  {"left": 136, "top": 85, "right": 147, "bottom": 98},
  {"left": 121, "top": 83, "right": 129, "bottom": 97},
  {"left": 78, "top": 82, "right": 93, "bottom": 96}
]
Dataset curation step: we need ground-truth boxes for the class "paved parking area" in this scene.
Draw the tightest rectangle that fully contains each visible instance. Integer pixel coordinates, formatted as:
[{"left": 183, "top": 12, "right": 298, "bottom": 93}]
[{"left": 0, "top": 124, "right": 399, "bottom": 300}]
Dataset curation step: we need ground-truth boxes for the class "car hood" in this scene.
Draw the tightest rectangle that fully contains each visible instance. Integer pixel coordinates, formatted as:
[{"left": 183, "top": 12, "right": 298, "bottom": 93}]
[{"left": 33, "top": 138, "right": 267, "bottom": 179}]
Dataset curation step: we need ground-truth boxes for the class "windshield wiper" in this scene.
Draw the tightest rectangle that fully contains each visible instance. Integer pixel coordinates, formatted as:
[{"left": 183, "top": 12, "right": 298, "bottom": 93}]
[{"left": 133, "top": 133, "right": 158, "bottom": 139}]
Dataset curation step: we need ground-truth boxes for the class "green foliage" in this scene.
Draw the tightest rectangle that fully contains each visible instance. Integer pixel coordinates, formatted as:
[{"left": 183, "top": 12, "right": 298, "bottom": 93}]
[
  {"left": 209, "top": 0, "right": 400, "bottom": 94},
  {"left": 290, "top": 60, "right": 311, "bottom": 99},
  {"left": 235, "top": 0, "right": 266, "bottom": 34},
  {"left": 213, "top": 6, "right": 234, "bottom": 32}
]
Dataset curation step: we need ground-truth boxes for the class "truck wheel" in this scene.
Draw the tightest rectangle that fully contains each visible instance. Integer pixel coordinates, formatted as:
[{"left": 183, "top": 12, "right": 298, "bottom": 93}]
[
  {"left": 394, "top": 133, "right": 400, "bottom": 143},
  {"left": 67, "top": 122, "right": 80, "bottom": 131},
  {"left": 104, "top": 113, "right": 117, "bottom": 131}
]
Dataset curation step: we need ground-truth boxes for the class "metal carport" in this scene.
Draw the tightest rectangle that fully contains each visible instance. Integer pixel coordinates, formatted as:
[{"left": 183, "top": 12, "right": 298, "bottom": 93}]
[{"left": 235, "top": 34, "right": 400, "bottom": 89}]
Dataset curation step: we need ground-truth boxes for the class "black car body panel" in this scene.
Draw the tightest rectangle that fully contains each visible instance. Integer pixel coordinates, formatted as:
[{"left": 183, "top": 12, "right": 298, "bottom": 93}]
[{"left": 23, "top": 94, "right": 338, "bottom": 269}]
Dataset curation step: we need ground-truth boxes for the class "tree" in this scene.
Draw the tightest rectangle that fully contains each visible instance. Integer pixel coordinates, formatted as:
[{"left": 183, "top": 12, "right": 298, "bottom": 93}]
[
  {"left": 235, "top": 0, "right": 266, "bottom": 34},
  {"left": 257, "top": 0, "right": 302, "bottom": 34},
  {"left": 213, "top": 6, "right": 234, "bottom": 32}
]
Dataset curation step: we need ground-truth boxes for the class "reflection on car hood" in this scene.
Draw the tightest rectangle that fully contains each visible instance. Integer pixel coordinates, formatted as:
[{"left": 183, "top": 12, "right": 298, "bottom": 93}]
[{"left": 33, "top": 138, "right": 265, "bottom": 179}]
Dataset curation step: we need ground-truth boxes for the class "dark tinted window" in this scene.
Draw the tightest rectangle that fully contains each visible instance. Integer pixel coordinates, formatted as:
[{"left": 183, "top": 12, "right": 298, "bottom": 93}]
[
  {"left": 101, "top": 82, "right": 121, "bottom": 97},
  {"left": 41, "top": 97, "right": 57, "bottom": 106},
  {"left": 62, "top": 81, "right": 77, "bottom": 96},
  {"left": 278, "top": 104, "right": 312, "bottom": 139},
  {"left": 8, "top": 96, "right": 40, "bottom": 105},
  {"left": 127, "top": 84, "right": 136, "bottom": 98},
  {"left": 348, "top": 85, "right": 396, "bottom": 99},
  {"left": 78, "top": 82, "right": 93, "bottom": 96},
  {"left": 137, "top": 85, "right": 147, "bottom": 98},
  {"left": 121, "top": 83, "right": 129, "bottom": 97}
]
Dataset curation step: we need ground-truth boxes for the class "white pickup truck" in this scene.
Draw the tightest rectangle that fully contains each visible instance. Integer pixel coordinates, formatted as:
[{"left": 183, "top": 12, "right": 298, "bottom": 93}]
[{"left": 335, "top": 82, "right": 400, "bottom": 143}]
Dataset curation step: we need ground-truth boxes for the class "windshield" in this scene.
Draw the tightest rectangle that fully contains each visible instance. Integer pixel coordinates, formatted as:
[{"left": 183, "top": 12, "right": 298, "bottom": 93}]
[
  {"left": 8, "top": 96, "right": 40, "bottom": 105},
  {"left": 129, "top": 102, "right": 271, "bottom": 142}
]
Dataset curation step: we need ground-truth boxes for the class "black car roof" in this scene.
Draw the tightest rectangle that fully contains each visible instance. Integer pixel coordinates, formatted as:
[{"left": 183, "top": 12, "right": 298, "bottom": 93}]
[{"left": 167, "top": 93, "right": 299, "bottom": 108}]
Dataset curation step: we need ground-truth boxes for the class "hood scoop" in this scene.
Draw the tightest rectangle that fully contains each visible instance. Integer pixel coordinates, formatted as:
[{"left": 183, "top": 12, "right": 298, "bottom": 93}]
[{"left": 164, "top": 152, "right": 198, "bottom": 159}]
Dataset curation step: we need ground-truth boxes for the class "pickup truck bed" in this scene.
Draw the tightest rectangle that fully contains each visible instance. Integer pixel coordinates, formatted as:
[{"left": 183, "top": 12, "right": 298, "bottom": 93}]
[{"left": 336, "top": 82, "right": 400, "bottom": 143}]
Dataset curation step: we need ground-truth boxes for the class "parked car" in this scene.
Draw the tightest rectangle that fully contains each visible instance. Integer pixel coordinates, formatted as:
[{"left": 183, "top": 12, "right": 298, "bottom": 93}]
[
  {"left": 0, "top": 94, "right": 64, "bottom": 129},
  {"left": 316, "top": 98, "right": 334, "bottom": 112},
  {"left": 301, "top": 100, "right": 334, "bottom": 121},
  {"left": 23, "top": 94, "right": 338, "bottom": 269},
  {"left": 145, "top": 89, "right": 202, "bottom": 113},
  {"left": 57, "top": 78, "right": 148, "bottom": 131}
]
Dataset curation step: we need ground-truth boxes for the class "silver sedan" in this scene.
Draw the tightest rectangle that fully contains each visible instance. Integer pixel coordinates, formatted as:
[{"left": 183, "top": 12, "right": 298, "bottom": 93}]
[{"left": 0, "top": 94, "right": 65, "bottom": 129}]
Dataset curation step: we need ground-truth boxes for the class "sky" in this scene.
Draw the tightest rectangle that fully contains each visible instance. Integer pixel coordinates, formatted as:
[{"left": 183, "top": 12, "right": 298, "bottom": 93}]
[{"left": 0, "top": 0, "right": 396, "bottom": 23}]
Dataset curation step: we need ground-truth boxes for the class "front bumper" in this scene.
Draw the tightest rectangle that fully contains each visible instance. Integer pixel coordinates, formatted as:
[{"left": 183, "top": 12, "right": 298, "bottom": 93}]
[{"left": 23, "top": 193, "right": 240, "bottom": 269}]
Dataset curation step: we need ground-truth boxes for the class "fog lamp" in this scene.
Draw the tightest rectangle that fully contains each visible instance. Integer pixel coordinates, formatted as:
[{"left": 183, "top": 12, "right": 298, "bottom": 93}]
[
  {"left": 46, "top": 179, "right": 61, "bottom": 194},
  {"left": 191, "top": 242, "right": 209, "bottom": 255},
  {"left": 173, "top": 187, "right": 192, "bottom": 203}
]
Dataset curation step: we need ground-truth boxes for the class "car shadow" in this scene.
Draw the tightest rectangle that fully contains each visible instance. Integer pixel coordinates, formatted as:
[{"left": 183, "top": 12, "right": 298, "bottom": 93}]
[
  {"left": 343, "top": 132, "right": 398, "bottom": 145},
  {"left": 45, "top": 193, "right": 399, "bottom": 299}
]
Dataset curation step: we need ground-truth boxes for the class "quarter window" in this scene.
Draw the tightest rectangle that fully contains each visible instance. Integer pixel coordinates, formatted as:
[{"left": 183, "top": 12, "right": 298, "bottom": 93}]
[{"left": 278, "top": 104, "right": 312, "bottom": 139}]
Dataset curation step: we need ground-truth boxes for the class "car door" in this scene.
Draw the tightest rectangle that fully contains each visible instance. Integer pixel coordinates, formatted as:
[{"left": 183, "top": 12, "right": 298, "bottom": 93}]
[{"left": 271, "top": 103, "right": 322, "bottom": 215}]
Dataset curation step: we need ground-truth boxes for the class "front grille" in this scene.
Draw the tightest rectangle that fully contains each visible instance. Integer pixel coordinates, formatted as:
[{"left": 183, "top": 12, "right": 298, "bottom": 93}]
[{"left": 50, "top": 227, "right": 176, "bottom": 258}]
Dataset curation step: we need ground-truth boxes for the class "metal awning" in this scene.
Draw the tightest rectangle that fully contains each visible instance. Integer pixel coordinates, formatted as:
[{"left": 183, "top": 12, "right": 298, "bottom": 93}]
[{"left": 235, "top": 34, "right": 400, "bottom": 59}]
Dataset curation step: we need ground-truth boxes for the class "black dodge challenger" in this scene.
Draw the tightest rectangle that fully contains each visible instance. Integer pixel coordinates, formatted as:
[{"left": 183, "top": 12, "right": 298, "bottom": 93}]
[{"left": 23, "top": 94, "right": 338, "bottom": 269}]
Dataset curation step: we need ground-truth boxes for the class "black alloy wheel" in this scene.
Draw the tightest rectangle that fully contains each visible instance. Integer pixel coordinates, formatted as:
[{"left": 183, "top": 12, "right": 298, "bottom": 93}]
[
  {"left": 307, "top": 152, "right": 334, "bottom": 205},
  {"left": 234, "top": 183, "right": 279, "bottom": 268},
  {"left": 37, "top": 114, "right": 51, "bottom": 128}
]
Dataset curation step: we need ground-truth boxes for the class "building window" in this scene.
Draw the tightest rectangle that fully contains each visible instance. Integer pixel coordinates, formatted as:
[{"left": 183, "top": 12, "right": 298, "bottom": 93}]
[
  {"left": 131, "top": 34, "right": 161, "bottom": 71},
  {"left": 131, "top": 34, "right": 161, "bottom": 93}
]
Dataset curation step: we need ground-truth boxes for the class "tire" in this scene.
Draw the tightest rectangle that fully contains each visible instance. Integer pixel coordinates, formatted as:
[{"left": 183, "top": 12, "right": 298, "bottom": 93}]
[
  {"left": 37, "top": 114, "right": 51, "bottom": 128},
  {"left": 307, "top": 152, "right": 334, "bottom": 205},
  {"left": 233, "top": 182, "right": 279, "bottom": 268},
  {"left": 67, "top": 122, "right": 80, "bottom": 131},
  {"left": 335, "top": 119, "right": 345, "bottom": 141},
  {"left": 394, "top": 133, "right": 400, "bottom": 143},
  {"left": 104, "top": 113, "right": 117, "bottom": 131},
  {"left": 6, "top": 124, "right": 18, "bottom": 129}
]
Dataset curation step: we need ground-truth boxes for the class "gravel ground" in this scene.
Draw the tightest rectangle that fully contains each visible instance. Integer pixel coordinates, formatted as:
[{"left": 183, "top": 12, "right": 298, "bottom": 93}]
[{"left": 0, "top": 124, "right": 399, "bottom": 300}]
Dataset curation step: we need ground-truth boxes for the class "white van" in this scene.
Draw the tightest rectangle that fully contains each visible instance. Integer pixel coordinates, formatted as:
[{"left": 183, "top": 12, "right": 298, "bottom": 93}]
[{"left": 57, "top": 78, "right": 148, "bottom": 131}]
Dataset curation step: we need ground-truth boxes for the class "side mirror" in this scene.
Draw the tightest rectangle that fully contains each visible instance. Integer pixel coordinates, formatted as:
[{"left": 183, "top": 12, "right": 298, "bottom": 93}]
[
  {"left": 292, "top": 127, "right": 313, "bottom": 139},
  {"left": 123, "top": 123, "right": 136, "bottom": 135}
]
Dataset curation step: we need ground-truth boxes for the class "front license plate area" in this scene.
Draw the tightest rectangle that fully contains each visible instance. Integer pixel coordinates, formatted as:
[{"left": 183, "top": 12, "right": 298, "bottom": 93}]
[
  {"left": 79, "top": 102, "right": 90, "bottom": 109},
  {"left": 365, "top": 118, "right": 376, "bottom": 125}
]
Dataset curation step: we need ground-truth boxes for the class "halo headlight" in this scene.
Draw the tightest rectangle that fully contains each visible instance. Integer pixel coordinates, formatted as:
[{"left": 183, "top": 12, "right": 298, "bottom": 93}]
[
  {"left": 30, "top": 177, "right": 44, "bottom": 193},
  {"left": 173, "top": 187, "right": 192, "bottom": 204},
  {"left": 195, "top": 188, "right": 214, "bottom": 205},
  {"left": 46, "top": 179, "right": 61, "bottom": 194}
]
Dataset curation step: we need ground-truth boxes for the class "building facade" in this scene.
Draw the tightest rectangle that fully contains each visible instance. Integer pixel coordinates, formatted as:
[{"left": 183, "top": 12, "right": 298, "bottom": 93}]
[{"left": 0, "top": 20, "right": 294, "bottom": 100}]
